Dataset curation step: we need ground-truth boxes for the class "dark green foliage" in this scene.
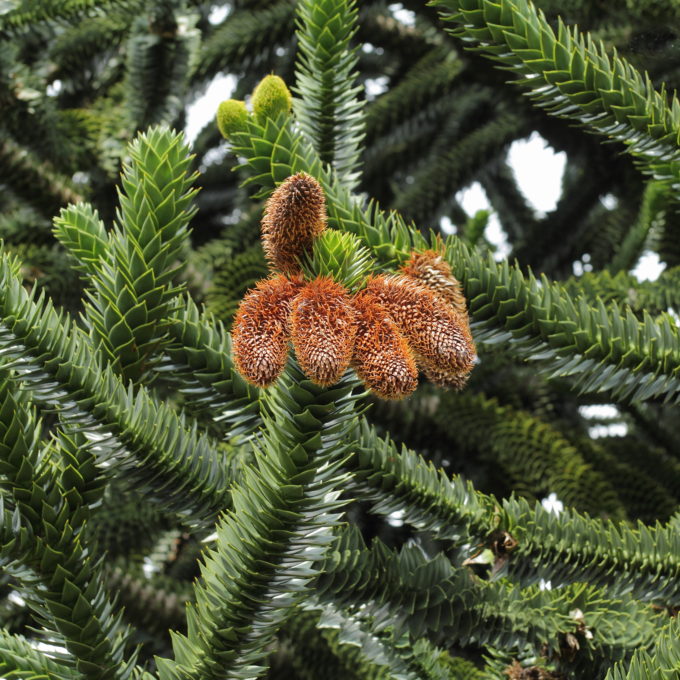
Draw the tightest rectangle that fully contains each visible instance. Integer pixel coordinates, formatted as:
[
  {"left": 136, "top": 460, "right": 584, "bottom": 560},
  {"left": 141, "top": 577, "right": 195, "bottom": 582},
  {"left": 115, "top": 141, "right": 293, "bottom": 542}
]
[
  {"left": 0, "top": 138, "right": 83, "bottom": 218},
  {"left": 315, "top": 527, "right": 663, "bottom": 676},
  {"left": 2, "top": 0, "right": 680, "bottom": 678},
  {"left": 156, "top": 364, "right": 360, "bottom": 678},
  {"left": 196, "top": 0, "right": 296, "bottom": 78},
  {"left": 123, "top": 4, "right": 199, "bottom": 132},
  {"left": 392, "top": 109, "right": 529, "bottom": 226},
  {"left": 294, "top": 0, "right": 364, "bottom": 189},
  {"left": 0, "top": 250, "right": 234, "bottom": 523},
  {"left": 205, "top": 244, "right": 269, "bottom": 326},
  {"left": 0, "top": 374, "right": 134, "bottom": 678},
  {"left": 431, "top": 392, "right": 626, "bottom": 519}
]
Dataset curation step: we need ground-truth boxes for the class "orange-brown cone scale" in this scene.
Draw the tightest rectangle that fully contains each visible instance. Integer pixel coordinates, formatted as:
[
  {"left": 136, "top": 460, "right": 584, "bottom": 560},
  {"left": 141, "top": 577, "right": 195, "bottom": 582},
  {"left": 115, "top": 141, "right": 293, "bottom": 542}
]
[
  {"left": 231, "top": 274, "right": 304, "bottom": 387},
  {"left": 365, "top": 274, "right": 476, "bottom": 378},
  {"left": 261, "top": 172, "right": 327, "bottom": 275},
  {"left": 401, "top": 249, "right": 469, "bottom": 320},
  {"left": 351, "top": 291, "right": 418, "bottom": 399},
  {"left": 290, "top": 277, "right": 357, "bottom": 386},
  {"left": 401, "top": 250, "right": 475, "bottom": 389},
  {"left": 419, "top": 356, "right": 473, "bottom": 391}
]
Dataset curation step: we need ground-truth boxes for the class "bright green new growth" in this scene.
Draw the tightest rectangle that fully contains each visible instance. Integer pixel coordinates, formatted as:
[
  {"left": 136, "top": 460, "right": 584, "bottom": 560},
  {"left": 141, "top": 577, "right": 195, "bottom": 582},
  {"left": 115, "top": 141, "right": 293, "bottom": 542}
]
[
  {"left": 53, "top": 203, "right": 109, "bottom": 276},
  {"left": 251, "top": 74, "right": 293, "bottom": 124},
  {"left": 58, "top": 126, "right": 199, "bottom": 382},
  {"left": 216, "top": 99, "right": 250, "bottom": 139},
  {"left": 301, "top": 229, "right": 373, "bottom": 290}
]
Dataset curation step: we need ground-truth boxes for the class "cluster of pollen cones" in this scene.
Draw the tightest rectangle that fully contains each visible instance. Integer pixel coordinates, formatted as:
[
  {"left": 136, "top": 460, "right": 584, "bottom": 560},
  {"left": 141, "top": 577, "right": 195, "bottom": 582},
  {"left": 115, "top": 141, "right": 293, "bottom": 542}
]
[{"left": 231, "top": 173, "right": 476, "bottom": 399}]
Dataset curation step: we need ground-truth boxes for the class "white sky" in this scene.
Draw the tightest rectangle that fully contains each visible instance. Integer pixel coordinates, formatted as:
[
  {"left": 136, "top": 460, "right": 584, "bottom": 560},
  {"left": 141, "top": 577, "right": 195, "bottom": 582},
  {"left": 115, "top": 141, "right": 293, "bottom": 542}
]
[{"left": 185, "top": 73, "right": 236, "bottom": 143}]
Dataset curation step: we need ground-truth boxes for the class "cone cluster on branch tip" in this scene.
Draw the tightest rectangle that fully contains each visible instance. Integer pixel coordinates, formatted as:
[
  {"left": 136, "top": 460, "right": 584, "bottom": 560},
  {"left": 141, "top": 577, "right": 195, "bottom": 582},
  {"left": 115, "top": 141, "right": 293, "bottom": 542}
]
[{"left": 230, "top": 172, "right": 476, "bottom": 398}]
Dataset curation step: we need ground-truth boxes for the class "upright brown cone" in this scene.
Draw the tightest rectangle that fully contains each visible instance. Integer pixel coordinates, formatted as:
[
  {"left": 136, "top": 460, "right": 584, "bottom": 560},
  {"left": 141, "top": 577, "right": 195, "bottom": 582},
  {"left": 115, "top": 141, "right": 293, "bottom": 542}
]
[
  {"left": 365, "top": 274, "right": 476, "bottom": 378},
  {"left": 290, "top": 277, "right": 357, "bottom": 386},
  {"left": 351, "top": 291, "right": 418, "bottom": 399},
  {"left": 231, "top": 274, "right": 303, "bottom": 387},
  {"left": 261, "top": 173, "right": 327, "bottom": 275}
]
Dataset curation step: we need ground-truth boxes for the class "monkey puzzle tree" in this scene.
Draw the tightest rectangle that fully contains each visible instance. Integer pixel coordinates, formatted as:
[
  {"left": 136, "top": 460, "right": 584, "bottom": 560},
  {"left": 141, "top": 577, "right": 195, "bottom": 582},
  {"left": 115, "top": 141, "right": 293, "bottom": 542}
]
[{"left": 0, "top": 0, "right": 679, "bottom": 679}]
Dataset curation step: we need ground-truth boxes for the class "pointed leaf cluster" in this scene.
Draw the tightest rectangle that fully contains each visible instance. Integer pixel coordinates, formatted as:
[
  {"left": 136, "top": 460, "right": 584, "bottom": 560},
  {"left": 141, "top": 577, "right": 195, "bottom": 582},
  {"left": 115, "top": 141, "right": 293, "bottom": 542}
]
[
  {"left": 0, "top": 371, "right": 134, "bottom": 678},
  {"left": 294, "top": 0, "right": 365, "bottom": 190},
  {"left": 55, "top": 126, "right": 198, "bottom": 383},
  {"left": 155, "top": 364, "right": 359, "bottom": 679}
]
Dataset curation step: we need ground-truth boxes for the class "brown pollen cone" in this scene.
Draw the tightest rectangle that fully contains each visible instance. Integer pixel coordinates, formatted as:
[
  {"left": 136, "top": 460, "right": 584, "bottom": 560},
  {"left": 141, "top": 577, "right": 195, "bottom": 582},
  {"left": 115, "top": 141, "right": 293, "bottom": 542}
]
[
  {"left": 420, "top": 357, "right": 473, "bottom": 391},
  {"left": 365, "top": 274, "right": 476, "bottom": 378},
  {"left": 231, "top": 274, "right": 303, "bottom": 387},
  {"left": 401, "top": 250, "right": 475, "bottom": 389},
  {"left": 401, "top": 249, "right": 469, "bottom": 320},
  {"left": 290, "top": 277, "right": 357, "bottom": 386},
  {"left": 261, "top": 172, "right": 327, "bottom": 275},
  {"left": 351, "top": 291, "right": 418, "bottom": 399}
]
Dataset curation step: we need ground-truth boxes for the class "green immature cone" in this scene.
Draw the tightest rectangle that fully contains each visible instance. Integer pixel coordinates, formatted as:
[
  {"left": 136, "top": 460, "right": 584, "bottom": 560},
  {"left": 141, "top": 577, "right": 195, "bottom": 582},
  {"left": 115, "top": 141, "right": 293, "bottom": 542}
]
[
  {"left": 216, "top": 99, "right": 249, "bottom": 139},
  {"left": 252, "top": 75, "right": 293, "bottom": 124}
]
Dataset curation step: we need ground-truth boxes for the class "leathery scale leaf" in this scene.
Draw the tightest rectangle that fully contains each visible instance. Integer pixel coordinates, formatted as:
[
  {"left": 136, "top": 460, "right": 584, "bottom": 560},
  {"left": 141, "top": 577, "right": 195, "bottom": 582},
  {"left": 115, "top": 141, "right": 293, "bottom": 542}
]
[
  {"left": 84, "top": 126, "right": 198, "bottom": 384},
  {"left": 156, "top": 361, "right": 361, "bottom": 679},
  {"left": 0, "top": 369, "right": 135, "bottom": 678},
  {"left": 0, "top": 252, "right": 232, "bottom": 524}
]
